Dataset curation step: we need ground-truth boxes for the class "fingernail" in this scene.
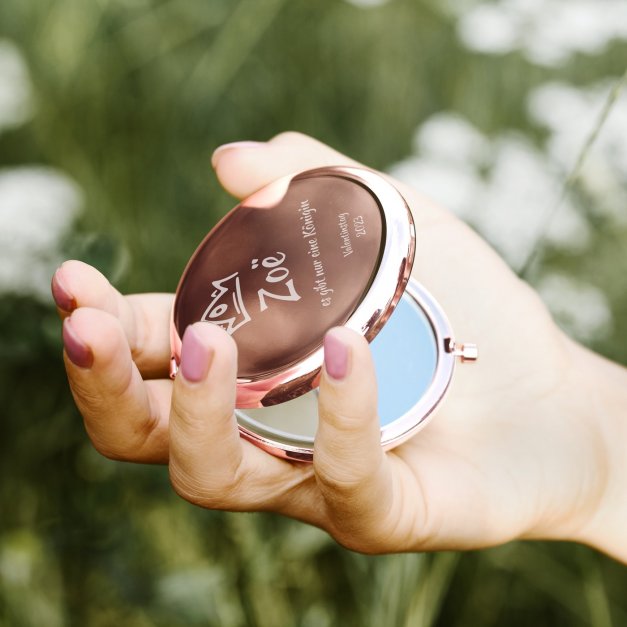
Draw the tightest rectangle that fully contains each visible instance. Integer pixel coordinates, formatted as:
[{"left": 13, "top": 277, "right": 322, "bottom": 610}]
[
  {"left": 51, "top": 269, "right": 77, "bottom": 313},
  {"left": 180, "top": 326, "right": 214, "bottom": 383},
  {"left": 324, "top": 331, "right": 349, "bottom": 381},
  {"left": 63, "top": 318, "right": 93, "bottom": 368},
  {"left": 211, "top": 141, "right": 265, "bottom": 168}
]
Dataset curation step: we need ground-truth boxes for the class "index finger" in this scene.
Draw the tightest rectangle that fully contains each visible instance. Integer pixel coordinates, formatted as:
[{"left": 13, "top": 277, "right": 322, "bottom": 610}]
[{"left": 52, "top": 260, "right": 173, "bottom": 378}]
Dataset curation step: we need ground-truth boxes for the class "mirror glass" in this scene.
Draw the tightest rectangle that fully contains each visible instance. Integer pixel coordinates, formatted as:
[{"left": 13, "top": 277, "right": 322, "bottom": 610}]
[{"left": 236, "top": 291, "right": 439, "bottom": 445}]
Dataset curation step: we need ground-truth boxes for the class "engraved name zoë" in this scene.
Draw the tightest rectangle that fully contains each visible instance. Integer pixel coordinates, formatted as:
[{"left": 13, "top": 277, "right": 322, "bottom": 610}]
[{"left": 201, "top": 252, "right": 301, "bottom": 335}]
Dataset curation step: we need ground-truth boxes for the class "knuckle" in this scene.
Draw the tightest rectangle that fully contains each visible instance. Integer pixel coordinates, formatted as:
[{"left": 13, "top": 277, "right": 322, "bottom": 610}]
[
  {"left": 319, "top": 407, "right": 364, "bottom": 433},
  {"left": 79, "top": 403, "right": 162, "bottom": 464},
  {"left": 169, "top": 462, "right": 207, "bottom": 506},
  {"left": 87, "top": 434, "right": 128, "bottom": 463},
  {"left": 128, "top": 297, "right": 148, "bottom": 364},
  {"left": 67, "top": 369, "right": 100, "bottom": 405},
  {"left": 325, "top": 512, "right": 390, "bottom": 555},
  {"left": 314, "top": 459, "right": 370, "bottom": 496},
  {"left": 170, "top": 414, "right": 210, "bottom": 456},
  {"left": 332, "top": 531, "right": 379, "bottom": 555},
  {"left": 170, "top": 397, "right": 204, "bottom": 433},
  {"left": 168, "top": 454, "right": 248, "bottom": 511}
]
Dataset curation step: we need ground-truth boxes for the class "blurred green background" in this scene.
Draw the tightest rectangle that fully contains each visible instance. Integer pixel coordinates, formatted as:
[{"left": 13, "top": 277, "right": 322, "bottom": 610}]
[{"left": 1, "top": 0, "right": 626, "bottom": 625}]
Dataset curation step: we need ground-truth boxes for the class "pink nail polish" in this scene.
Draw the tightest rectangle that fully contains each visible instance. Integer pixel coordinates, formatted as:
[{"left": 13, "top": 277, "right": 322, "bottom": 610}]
[
  {"left": 63, "top": 318, "right": 93, "bottom": 368},
  {"left": 324, "top": 332, "right": 349, "bottom": 381},
  {"left": 180, "top": 326, "right": 214, "bottom": 382},
  {"left": 51, "top": 270, "right": 77, "bottom": 312},
  {"left": 211, "top": 141, "right": 265, "bottom": 168}
]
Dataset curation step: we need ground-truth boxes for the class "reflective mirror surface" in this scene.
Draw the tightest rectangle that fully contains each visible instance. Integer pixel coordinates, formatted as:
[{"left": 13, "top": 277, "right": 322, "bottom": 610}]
[{"left": 236, "top": 290, "right": 438, "bottom": 446}]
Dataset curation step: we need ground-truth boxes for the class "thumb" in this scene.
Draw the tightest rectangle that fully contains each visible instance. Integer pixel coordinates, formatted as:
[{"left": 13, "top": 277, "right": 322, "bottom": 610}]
[
  {"left": 314, "top": 327, "right": 393, "bottom": 546},
  {"left": 212, "top": 131, "right": 359, "bottom": 200}
]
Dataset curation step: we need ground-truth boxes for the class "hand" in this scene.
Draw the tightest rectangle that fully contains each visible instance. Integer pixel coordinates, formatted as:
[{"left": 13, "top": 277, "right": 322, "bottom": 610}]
[{"left": 53, "top": 132, "right": 627, "bottom": 559}]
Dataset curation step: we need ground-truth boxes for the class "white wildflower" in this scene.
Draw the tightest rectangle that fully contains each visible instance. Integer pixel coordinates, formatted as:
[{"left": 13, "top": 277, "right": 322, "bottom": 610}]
[
  {"left": 529, "top": 80, "right": 627, "bottom": 224},
  {"left": 456, "top": 0, "right": 627, "bottom": 67},
  {"left": 389, "top": 114, "right": 590, "bottom": 269},
  {"left": 0, "top": 167, "right": 82, "bottom": 301},
  {"left": 0, "top": 39, "right": 33, "bottom": 133}
]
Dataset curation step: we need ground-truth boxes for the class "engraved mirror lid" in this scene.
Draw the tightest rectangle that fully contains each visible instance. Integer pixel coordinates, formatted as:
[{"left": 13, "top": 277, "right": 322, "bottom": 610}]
[{"left": 170, "top": 166, "right": 416, "bottom": 407}]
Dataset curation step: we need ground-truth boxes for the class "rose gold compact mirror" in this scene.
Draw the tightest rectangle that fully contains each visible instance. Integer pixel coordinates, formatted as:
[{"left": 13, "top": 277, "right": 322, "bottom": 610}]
[{"left": 171, "top": 166, "right": 476, "bottom": 461}]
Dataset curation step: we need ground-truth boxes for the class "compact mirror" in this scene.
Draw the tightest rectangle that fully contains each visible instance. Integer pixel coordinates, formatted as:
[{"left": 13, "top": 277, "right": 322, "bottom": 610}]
[{"left": 171, "top": 166, "right": 476, "bottom": 461}]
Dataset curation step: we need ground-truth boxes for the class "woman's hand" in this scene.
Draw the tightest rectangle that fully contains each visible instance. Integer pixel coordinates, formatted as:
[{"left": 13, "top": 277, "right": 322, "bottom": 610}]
[{"left": 53, "top": 132, "right": 627, "bottom": 559}]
